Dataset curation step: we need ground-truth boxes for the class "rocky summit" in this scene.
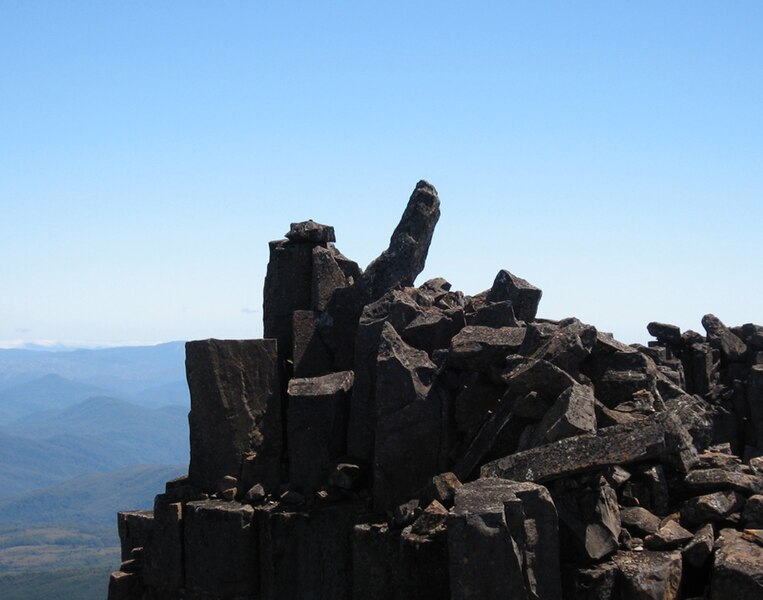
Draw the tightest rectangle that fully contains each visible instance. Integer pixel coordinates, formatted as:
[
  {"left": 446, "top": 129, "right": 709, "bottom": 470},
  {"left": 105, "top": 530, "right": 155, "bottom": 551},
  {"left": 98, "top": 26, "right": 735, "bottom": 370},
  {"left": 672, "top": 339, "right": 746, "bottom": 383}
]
[{"left": 109, "top": 181, "right": 763, "bottom": 599}]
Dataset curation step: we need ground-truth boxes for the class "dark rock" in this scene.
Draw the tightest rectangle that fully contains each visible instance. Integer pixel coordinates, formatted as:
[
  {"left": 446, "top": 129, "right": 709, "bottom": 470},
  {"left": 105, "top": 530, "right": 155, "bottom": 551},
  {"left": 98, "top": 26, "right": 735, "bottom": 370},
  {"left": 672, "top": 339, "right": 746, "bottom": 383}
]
[
  {"left": 263, "top": 240, "right": 314, "bottom": 359},
  {"left": 620, "top": 506, "right": 661, "bottom": 536},
  {"left": 702, "top": 313, "right": 748, "bottom": 363},
  {"left": 743, "top": 494, "right": 763, "bottom": 527},
  {"left": 410, "top": 500, "right": 448, "bottom": 536},
  {"left": 748, "top": 366, "right": 763, "bottom": 447},
  {"left": 593, "top": 351, "right": 660, "bottom": 410},
  {"left": 684, "top": 342, "right": 714, "bottom": 396},
  {"left": 360, "top": 181, "right": 440, "bottom": 300},
  {"left": 186, "top": 339, "right": 282, "bottom": 494},
  {"left": 279, "top": 489, "right": 305, "bottom": 505},
  {"left": 390, "top": 499, "right": 422, "bottom": 528},
  {"left": 142, "top": 498, "right": 183, "bottom": 590},
  {"left": 183, "top": 500, "right": 258, "bottom": 597},
  {"left": 536, "top": 383, "right": 597, "bottom": 444},
  {"left": 485, "top": 269, "right": 543, "bottom": 322},
  {"left": 418, "top": 472, "right": 463, "bottom": 508},
  {"left": 373, "top": 323, "right": 440, "bottom": 510},
  {"left": 448, "top": 478, "right": 561, "bottom": 600},
  {"left": 330, "top": 462, "right": 364, "bottom": 490},
  {"left": 117, "top": 510, "right": 154, "bottom": 562},
  {"left": 285, "top": 219, "right": 336, "bottom": 243},
  {"left": 481, "top": 411, "right": 698, "bottom": 483},
  {"left": 311, "top": 245, "right": 349, "bottom": 311},
  {"left": 292, "top": 309, "right": 333, "bottom": 377},
  {"left": 644, "top": 519, "right": 693, "bottom": 550},
  {"left": 452, "top": 392, "right": 515, "bottom": 481},
  {"left": 520, "top": 317, "right": 597, "bottom": 378},
  {"left": 613, "top": 550, "right": 682, "bottom": 600},
  {"left": 551, "top": 476, "right": 620, "bottom": 562},
  {"left": 447, "top": 325, "right": 526, "bottom": 371},
  {"left": 345, "top": 288, "right": 423, "bottom": 463},
  {"left": 287, "top": 370, "right": 354, "bottom": 491},
  {"left": 512, "top": 390, "right": 549, "bottom": 419},
  {"left": 244, "top": 483, "right": 266, "bottom": 503},
  {"left": 108, "top": 571, "right": 143, "bottom": 600},
  {"left": 403, "top": 307, "right": 466, "bottom": 355},
  {"left": 740, "top": 323, "right": 763, "bottom": 351},
  {"left": 351, "top": 523, "right": 398, "bottom": 600},
  {"left": 647, "top": 322, "right": 682, "bottom": 345},
  {"left": 709, "top": 528, "right": 763, "bottom": 599},
  {"left": 680, "top": 467, "right": 763, "bottom": 497},
  {"left": 453, "top": 373, "right": 506, "bottom": 443},
  {"left": 568, "top": 562, "right": 618, "bottom": 600},
  {"left": 501, "top": 356, "right": 578, "bottom": 405},
  {"left": 681, "top": 490, "right": 745, "bottom": 524},
  {"left": 259, "top": 504, "right": 361, "bottom": 600},
  {"left": 467, "top": 299, "right": 521, "bottom": 328},
  {"left": 682, "top": 522, "right": 714, "bottom": 568}
]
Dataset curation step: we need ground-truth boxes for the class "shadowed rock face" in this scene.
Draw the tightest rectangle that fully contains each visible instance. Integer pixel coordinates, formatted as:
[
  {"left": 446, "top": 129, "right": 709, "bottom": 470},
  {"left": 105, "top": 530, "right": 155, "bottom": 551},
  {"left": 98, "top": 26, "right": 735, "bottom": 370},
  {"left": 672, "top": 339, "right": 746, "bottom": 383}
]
[{"left": 109, "top": 181, "right": 763, "bottom": 600}]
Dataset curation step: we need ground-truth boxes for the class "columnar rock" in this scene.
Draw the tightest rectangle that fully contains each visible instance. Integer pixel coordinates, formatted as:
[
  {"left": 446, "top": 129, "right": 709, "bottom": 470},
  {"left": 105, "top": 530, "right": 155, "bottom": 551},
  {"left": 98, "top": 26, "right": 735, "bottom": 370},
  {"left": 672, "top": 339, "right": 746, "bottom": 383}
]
[
  {"left": 117, "top": 510, "right": 153, "bottom": 561},
  {"left": 287, "top": 370, "right": 354, "bottom": 491},
  {"left": 142, "top": 497, "right": 184, "bottom": 590},
  {"left": 186, "top": 339, "right": 282, "bottom": 493},
  {"left": 183, "top": 500, "right": 258, "bottom": 597},
  {"left": 448, "top": 478, "right": 561, "bottom": 600},
  {"left": 373, "top": 322, "right": 440, "bottom": 510},
  {"left": 320, "top": 180, "right": 441, "bottom": 369},
  {"left": 108, "top": 182, "right": 763, "bottom": 600},
  {"left": 258, "top": 504, "right": 361, "bottom": 600}
]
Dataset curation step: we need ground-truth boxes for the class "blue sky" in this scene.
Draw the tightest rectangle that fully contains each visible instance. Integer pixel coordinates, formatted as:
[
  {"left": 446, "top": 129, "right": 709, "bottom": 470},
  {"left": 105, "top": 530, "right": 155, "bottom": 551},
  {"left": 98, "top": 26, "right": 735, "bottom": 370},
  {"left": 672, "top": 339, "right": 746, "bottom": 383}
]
[{"left": 1, "top": 2, "right": 762, "bottom": 347}]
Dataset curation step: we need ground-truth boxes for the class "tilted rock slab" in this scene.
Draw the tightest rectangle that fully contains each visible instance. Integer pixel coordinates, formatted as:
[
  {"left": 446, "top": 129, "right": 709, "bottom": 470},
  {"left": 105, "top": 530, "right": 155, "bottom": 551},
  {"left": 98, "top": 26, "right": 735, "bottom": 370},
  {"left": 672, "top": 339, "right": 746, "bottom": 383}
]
[{"left": 480, "top": 411, "right": 697, "bottom": 483}]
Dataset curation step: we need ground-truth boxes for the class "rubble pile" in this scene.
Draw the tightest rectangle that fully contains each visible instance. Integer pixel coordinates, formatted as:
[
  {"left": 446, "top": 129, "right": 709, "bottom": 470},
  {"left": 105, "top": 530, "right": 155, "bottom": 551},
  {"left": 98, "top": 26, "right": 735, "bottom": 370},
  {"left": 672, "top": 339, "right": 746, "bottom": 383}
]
[{"left": 109, "top": 181, "right": 763, "bottom": 599}]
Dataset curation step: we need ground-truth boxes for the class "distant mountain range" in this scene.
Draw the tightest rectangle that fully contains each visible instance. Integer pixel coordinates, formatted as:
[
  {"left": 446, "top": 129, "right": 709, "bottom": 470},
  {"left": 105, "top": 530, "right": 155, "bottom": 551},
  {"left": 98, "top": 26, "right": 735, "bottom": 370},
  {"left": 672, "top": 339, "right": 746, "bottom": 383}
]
[
  {"left": 0, "top": 464, "right": 186, "bottom": 527},
  {"left": 0, "top": 342, "right": 192, "bottom": 579},
  {"left": 0, "top": 341, "right": 188, "bottom": 397},
  {"left": 0, "top": 395, "right": 188, "bottom": 499}
]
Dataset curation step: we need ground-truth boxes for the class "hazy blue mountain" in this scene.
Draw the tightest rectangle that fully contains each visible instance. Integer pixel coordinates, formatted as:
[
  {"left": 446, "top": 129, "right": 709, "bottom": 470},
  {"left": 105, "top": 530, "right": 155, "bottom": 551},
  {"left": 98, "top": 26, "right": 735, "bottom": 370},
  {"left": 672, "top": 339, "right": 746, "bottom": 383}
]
[
  {"left": 0, "top": 464, "right": 186, "bottom": 527},
  {"left": 0, "top": 375, "right": 111, "bottom": 424},
  {"left": 0, "top": 342, "right": 187, "bottom": 396},
  {"left": 126, "top": 379, "right": 190, "bottom": 408},
  {"left": 0, "top": 397, "right": 188, "bottom": 499}
]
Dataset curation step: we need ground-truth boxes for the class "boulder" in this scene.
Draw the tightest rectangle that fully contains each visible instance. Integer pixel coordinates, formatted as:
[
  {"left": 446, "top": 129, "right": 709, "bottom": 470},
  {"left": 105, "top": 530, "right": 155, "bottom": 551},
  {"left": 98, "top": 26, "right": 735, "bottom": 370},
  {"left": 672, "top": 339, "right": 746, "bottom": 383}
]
[
  {"left": 448, "top": 478, "right": 561, "bottom": 600},
  {"left": 186, "top": 339, "right": 282, "bottom": 494},
  {"left": 682, "top": 523, "right": 714, "bottom": 568},
  {"left": 613, "top": 551, "right": 682, "bottom": 600},
  {"left": 619, "top": 506, "right": 661, "bottom": 537},
  {"left": 551, "top": 476, "right": 620, "bottom": 562},
  {"left": 702, "top": 313, "right": 748, "bottom": 363},
  {"left": 644, "top": 520, "right": 693, "bottom": 550},
  {"left": 485, "top": 269, "right": 543, "bottom": 322},
  {"left": 681, "top": 490, "right": 745, "bottom": 524},
  {"left": 447, "top": 326, "right": 526, "bottom": 371},
  {"left": 647, "top": 322, "right": 682, "bottom": 345},
  {"left": 709, "top": 528, "right": 763, "bottom": 599},
  {"left": 285, "top": 219, "right": 336, "bottom": 243}
]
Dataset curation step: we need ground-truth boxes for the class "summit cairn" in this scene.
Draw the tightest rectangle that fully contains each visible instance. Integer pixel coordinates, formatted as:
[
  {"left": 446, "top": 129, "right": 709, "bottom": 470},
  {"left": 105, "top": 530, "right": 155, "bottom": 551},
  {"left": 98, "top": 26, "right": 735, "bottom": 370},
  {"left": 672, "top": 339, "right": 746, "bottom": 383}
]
[{"left": 109, "top": 182, "right": 763, "bottom": 600}]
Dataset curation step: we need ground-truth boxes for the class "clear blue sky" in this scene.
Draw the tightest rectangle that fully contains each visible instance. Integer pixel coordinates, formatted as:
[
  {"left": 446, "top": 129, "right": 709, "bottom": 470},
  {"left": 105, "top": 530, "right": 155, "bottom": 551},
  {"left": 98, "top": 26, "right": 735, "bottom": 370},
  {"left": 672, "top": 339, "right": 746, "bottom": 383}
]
[{"left": 2, "top": 2, "right": 762, "bottom": 347}]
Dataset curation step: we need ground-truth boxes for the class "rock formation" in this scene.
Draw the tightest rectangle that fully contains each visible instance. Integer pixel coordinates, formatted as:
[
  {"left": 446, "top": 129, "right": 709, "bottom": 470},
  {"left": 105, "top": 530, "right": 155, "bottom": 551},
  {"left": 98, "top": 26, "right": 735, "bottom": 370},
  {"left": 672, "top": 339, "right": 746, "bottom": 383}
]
[{"left": 109, "top": 181, "right": 763, "bottom": 599}]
